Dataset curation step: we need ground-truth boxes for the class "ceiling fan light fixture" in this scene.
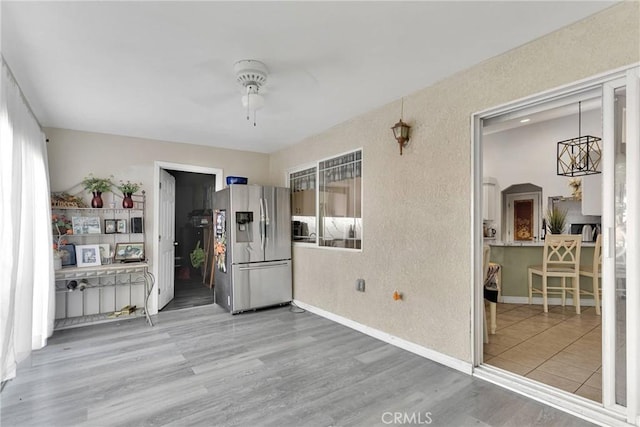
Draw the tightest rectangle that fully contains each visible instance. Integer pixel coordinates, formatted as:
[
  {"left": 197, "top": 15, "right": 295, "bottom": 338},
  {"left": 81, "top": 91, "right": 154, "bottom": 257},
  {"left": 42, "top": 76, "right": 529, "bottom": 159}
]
[
  {"left": 241, "top": 92, "right": 265, "bottom": 111},
  {"left": 234, "top": 60, "right": 269, "bottom": 126}
]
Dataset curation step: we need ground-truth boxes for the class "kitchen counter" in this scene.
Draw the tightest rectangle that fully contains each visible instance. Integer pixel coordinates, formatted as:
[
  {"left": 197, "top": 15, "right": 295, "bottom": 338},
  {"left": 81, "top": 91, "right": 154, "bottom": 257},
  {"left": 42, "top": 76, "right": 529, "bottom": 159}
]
[
  {"left": 293, "top": 237, "right": 316, "bottom": 243},
  {"left": 489, "top": 244, "right": 596, "bottom": 299},
  {"left": 489, "top": 240, "right": 596, "bottom": 247}
]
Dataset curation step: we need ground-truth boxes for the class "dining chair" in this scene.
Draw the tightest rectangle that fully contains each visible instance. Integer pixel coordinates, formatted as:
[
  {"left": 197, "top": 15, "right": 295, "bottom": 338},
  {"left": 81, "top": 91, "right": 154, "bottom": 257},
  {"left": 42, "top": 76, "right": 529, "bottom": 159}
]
[
  {"left": 483, "top": 245, "right": 490, "bottom": 344},
  {"left": 483, "top": 245, "right": 500, "bottom": 339},
  {"left": 579, "top": 234, "right": 602, "bottom": 315},
  {"left": 528, "top": 234, "right": 582, "bottom": 313},
  {"left": 485, "top": 262, "right": 501, "bottom": 334}
]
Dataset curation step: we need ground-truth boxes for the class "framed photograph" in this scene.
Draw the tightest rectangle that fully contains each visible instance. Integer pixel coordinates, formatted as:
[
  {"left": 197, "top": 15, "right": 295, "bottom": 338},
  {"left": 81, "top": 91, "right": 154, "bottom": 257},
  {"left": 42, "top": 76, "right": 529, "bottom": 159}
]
[
  {"left": 76, "top": 244, "right": 102, "bottom": 267},
  {"left": 98, "top": 243, "right": 111, "bottom": 264},
  {"left": 59, "top": 244, "right": 76, "bottom": 266},
  {"left": 131, "top": 217, "right": 143, "bottom": 233},
  {"left": 116, "top": 219, "right": 127, "bottom": 233},
  {"left": 104, "top": 219, "right": 117, "bottom": 234},
  {"left": 72, "top": 216, "right": 101, "bottom": 235},
  {"left": 114, "top": 242, "right": 144, "bottom": 262}
]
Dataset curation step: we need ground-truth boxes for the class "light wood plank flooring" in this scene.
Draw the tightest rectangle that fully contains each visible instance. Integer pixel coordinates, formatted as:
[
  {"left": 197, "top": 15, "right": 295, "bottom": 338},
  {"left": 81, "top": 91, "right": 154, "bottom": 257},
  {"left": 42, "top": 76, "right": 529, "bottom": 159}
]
[
  {"left": 484, "top": 303, "right": 601, "bottom": 401},
  {"left": 2, "top": 305, "right": 594, "bottom": 426}
]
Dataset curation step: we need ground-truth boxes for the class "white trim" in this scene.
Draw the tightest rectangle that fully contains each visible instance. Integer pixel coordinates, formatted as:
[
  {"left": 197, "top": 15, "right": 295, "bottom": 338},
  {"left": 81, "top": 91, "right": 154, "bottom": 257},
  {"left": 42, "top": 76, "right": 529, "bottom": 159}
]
[
  {"left": 475, "top": 366, "right": 629, "bottom": 427},
  {"left": 151, "top": 161, "right": 223, "bottom": 315},
  {"left": 625, "top": 67, "right": 640, "bottom": 425},
  {"left": 293, "top": 300, "right": 473, "bottom": 375},
  {"left": 500, "top": 296, "right": 597, "bottom": 307},
  {"left": 475, "top": 63, "right": 639, "bottom": 119},
  {"left": 602, "top": 77, "right": 625, "bottom": 409},
  {"left": 471, "top": 113, "right": 484, "bottom": 366}
]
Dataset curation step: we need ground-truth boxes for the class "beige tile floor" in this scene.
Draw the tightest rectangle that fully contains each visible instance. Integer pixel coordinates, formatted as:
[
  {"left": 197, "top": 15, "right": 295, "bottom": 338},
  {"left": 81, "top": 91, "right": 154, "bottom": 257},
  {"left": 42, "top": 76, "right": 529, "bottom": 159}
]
[{"left": 484, "top": 303, "right": 602, "bottom": 402}]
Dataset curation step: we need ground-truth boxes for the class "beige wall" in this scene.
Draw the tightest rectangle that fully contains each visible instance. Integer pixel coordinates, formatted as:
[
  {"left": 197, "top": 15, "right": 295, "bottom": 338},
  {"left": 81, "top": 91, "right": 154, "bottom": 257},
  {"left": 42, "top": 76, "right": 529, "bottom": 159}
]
[
  {"left": 268, "top": 3, "right": 640, "bottom": 362},
  {"left": 46, "top": 128, "right": 271, "bottom": 193}
]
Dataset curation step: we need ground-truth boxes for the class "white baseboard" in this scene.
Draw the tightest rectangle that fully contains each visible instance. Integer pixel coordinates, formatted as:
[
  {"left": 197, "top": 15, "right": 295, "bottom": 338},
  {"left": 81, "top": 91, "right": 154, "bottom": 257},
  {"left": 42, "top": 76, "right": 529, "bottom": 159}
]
[
  {"left": 501, "top": 296, "right": 596, "bottom": 307},
  {"left": 292, "top": 300, "right": 473, "bottom": 375}
]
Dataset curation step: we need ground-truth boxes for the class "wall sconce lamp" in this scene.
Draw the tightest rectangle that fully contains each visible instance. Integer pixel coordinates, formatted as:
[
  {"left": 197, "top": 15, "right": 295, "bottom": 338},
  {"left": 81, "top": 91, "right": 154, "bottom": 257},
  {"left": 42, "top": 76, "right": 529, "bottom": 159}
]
[
  {"left": 391, "top": 98, "right": 411, "bottom": 155},
  {"left": 557, "top": 101, "right": 601, "bottom": 176}
]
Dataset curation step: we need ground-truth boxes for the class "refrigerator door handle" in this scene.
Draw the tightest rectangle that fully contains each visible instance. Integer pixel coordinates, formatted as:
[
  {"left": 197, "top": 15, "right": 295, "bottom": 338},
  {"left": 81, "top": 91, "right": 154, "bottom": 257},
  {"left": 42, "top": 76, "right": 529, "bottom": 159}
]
[
  {"left": 238, "top": 262, "right": 289, "bottom": 271},
  {"left": 259, "top": 197, "right": 266, "bottom": 252},
  {"left": 264, "top": 196, "right": 270, "bottom": 250}
]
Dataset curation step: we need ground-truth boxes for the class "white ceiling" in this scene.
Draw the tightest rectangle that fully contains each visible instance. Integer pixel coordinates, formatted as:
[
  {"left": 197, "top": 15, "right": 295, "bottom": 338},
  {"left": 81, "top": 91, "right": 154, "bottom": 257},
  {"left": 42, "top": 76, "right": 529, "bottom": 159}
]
[{"left": 1, "top": 1, "right": 617, "bottom": 154}]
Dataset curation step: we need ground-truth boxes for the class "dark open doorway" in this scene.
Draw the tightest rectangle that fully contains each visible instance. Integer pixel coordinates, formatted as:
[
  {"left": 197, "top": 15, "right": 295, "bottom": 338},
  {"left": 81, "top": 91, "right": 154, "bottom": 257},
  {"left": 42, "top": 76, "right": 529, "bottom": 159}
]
[{"left": 162, "top": 170, "right": 216, "bottom": 311}]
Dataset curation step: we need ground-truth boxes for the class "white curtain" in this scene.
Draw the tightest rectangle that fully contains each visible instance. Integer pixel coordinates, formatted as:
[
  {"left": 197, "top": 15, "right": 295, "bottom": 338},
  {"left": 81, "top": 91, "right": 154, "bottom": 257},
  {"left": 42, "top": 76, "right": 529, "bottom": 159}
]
[{"left": 1, "top": 57, "right": 54, "bottom": 384}]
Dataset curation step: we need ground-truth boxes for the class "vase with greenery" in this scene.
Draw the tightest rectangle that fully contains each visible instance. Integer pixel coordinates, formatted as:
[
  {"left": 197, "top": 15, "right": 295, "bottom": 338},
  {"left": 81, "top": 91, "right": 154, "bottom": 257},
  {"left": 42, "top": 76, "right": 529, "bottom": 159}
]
[
  {"left": 82, "top": 174, "right": 113, "bottom": 208},
  {"left": 117, "top": 180, "right": 142, "bottom": 208},
  {"left": 546, "top": 207, "right": 568, "bottom": 234}
]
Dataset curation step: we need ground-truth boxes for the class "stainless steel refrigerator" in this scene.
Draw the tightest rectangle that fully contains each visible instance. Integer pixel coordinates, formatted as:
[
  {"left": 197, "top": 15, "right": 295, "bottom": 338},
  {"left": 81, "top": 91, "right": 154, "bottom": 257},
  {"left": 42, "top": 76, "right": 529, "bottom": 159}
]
[{"left": 213, "top": 185, "right": 292, "bottom": 314}]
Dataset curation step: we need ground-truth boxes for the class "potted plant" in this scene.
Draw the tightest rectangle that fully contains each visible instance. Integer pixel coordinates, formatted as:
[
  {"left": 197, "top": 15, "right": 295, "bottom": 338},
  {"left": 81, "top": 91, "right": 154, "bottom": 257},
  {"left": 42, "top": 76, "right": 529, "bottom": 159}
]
[
  {"left": 190, "top": 240, "right": 206, "bottom": 275},
  {"left": 116, "top": 180, "right": 142, "bottom": 208},
  {"left": 82, "top": 174, "right": 113, "bottom": 208},
  {"left": 546, "top": 207, "right": 568, "bottom": 234}
]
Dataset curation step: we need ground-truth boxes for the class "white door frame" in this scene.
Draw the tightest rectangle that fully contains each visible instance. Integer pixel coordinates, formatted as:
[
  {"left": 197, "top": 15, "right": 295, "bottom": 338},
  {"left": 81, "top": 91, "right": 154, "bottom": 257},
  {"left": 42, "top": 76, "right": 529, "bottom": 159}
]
[
  {"left": 150, "top": 161, "right": 223, "bottom": 314},
  {"left": 471, "top": 63, "right": 639, "bottom": 426}
]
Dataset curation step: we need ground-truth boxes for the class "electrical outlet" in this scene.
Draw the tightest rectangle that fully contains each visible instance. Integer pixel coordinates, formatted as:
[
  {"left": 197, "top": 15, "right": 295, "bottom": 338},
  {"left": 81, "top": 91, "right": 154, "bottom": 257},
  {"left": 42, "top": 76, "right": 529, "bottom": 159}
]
[{"left": 356, "top": 278, "right": 365, "bottom": 292}]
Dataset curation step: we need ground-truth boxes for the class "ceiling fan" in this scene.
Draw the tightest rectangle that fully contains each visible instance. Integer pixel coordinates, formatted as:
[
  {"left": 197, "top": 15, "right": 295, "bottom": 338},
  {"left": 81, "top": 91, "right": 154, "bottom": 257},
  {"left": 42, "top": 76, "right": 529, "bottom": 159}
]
[
  {"left": 188, "top": 56, "right": 328, "bottom": 125},
  {"left": 234, "top": 59, "right": 268, "bottom": 126}
]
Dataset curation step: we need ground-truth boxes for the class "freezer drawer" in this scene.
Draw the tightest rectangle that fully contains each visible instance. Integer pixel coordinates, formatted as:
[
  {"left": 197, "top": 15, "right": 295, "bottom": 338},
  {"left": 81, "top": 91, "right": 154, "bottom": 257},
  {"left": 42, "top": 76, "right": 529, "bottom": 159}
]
[{"left": 231, "top": 260, "right": 292, "bottom": 313}]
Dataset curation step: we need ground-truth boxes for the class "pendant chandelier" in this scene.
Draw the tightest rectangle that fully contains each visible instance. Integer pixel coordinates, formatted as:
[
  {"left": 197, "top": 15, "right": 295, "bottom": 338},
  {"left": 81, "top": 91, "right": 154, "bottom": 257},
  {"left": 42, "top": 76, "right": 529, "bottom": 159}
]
[{"left": 556, "top": 101, "right": 602, "bottom": 177}]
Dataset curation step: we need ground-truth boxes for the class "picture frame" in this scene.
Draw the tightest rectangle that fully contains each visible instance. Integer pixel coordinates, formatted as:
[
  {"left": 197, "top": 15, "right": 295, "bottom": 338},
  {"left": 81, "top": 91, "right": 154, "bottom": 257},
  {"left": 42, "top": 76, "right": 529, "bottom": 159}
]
[
  {"left": 59, "top": 244, "right": 76, "bottom": 266},
  {"left": 98, "top": 243, "right": 111, "bottom": 265},
  {"left": 131, "top": 217, "right": 143, "bottom": 233},
  {"left": 116, "top": 219, "right": 127, "bottom": 233},
  {"left": 104, "top": 219, "right": 117, "bottom": 234},
  {"left": 114, "top": 242, "right": 144, "bottom": 262},
  {"left": 76, "top": 244, "right": 102, "bottom": 267},
  {"left": 72, "top": 216, "right": 101, "bottom": 235}
]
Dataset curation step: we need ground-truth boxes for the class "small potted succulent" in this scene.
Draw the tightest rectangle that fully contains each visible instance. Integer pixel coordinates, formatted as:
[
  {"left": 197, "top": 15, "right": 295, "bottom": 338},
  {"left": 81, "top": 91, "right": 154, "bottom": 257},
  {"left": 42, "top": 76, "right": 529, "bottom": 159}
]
[
  {"left": 116, "top": 180, "right": 142, "bottom": 208},
  {"left": 81, "top": 174, "right": 113, "bottom": 208},
  {"left": 546, "top": 207, "right": 568, "bottom": 234}
]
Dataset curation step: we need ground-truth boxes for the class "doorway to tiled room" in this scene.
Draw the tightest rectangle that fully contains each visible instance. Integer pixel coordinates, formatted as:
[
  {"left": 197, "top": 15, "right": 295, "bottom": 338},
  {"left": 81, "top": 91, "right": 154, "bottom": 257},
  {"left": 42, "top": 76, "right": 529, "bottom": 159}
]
[
  {"left": 480, "top": 91, "right": 605, "bottom": 402},
  {"left": 475, "top": 68, "right": 640, "bottom": 426}
]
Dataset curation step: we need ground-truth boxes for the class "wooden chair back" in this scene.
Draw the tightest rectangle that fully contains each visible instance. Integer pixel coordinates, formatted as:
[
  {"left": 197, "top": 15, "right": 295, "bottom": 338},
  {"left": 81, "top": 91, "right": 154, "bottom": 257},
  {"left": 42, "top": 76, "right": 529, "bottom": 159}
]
[{"left": 542, "top": 234, "right": 582, "bottom": 272}]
